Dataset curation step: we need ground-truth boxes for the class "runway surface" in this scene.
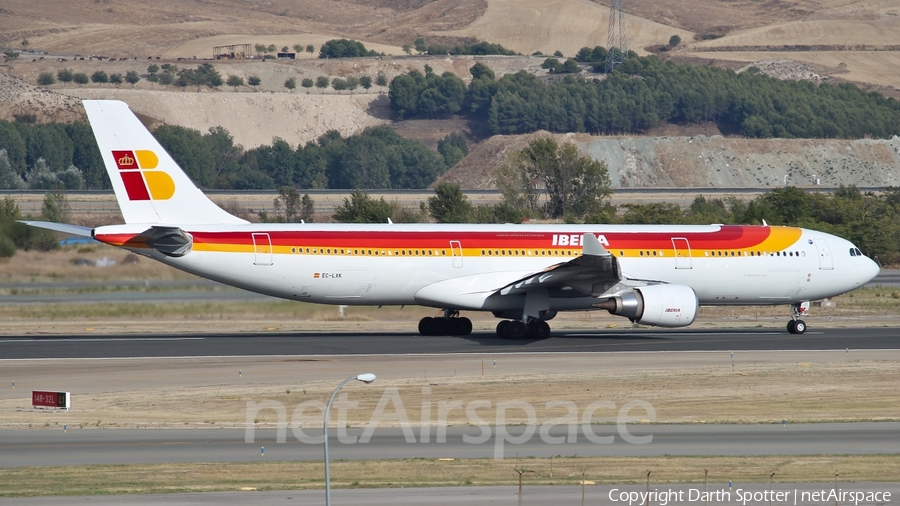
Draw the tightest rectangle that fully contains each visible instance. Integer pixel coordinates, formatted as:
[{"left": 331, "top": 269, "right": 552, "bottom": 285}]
[
  {"left": 3, "top": 423, "right": 898, "bottom": 467},
  {"left": 1, "top": 327, "right": 898, "bottom": 359}
]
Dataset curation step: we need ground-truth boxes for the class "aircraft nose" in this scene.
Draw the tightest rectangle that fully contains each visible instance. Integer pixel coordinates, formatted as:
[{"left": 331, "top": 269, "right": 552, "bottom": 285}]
[{"left": 861, "top": 257, "right": 880, "bottom": 285}]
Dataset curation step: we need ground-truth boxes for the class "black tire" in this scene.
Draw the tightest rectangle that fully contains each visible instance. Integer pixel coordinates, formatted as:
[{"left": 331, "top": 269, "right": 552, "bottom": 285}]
[
  {"left": 787, "top": 320, "right": 797, "bottom": 334},
  {"left": 496, "top": 320, "right": 510, "bottom": 337},
  {"left": 432, "top": 317, "right": 447, "bottom": 336},
  {"left": 504, "top": 321, "right": 527, "bottom": 339},
  {"left": 446, "top": 318, "right": 461, "bottom": 336},
  {"left": 418, "top": 317, "right": 433, "bottom": 336},
  {"left": 794, "top": 320, "right": 807, "bottom": 334},
  {"left": 457, "top": 317, "right": 473, "bottom": 336},
  {"left": 530, "top": 321, "right": 551, "bottom": 339}
]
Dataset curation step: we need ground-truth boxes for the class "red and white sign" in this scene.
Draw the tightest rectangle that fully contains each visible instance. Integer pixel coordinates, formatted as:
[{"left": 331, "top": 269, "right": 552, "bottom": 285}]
[{"left": 32, "top": 391, "right": 70, "bottom": 410}]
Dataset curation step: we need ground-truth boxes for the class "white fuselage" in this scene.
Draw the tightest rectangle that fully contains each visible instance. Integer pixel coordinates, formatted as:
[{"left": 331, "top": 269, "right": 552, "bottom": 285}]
[{"left": 97, "top": 223, "right": 879, "bottom": 313}]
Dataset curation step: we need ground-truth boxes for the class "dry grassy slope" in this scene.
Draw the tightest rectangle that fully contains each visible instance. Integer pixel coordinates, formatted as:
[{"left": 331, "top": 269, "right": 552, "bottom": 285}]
[
  {"left": 436, "top": 131, "right": 900, "bottom": 189},
  {"left": 443, "top": 0, "right": 693, "bottom": 57}
]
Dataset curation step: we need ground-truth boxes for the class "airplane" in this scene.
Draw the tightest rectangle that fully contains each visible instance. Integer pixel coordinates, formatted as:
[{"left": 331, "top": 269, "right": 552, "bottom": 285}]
[{"left": 22, "top": 100, "right": 880, "bottom": 338}]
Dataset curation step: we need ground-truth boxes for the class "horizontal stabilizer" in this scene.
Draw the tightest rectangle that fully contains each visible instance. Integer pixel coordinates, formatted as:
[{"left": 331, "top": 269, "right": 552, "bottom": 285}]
[{"left": 18, "top": 221, "right": 93, "bottom": 237}]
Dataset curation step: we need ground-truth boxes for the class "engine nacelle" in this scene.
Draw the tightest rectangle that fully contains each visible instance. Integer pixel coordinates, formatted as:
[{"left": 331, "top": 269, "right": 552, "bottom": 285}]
[{"left": 594, "top": 284, "right": 698, "bottom": 327}]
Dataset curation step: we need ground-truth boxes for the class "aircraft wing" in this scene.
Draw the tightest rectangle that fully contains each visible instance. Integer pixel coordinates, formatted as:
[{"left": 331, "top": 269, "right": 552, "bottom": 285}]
[
  {"left": 415, "top": 233, "right": 624, "bottom": 309},
  {"left": 497, "top": 232, "right": 621, "bottom": 297}
]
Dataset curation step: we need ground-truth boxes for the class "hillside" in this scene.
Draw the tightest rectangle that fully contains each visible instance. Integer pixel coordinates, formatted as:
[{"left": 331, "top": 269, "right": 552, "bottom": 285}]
[
  {"left": 2, "top": 0, "right": 899, "bottom": 192},
  {"left": 437, "top": 131, "right": 900, "bottom": 189}
]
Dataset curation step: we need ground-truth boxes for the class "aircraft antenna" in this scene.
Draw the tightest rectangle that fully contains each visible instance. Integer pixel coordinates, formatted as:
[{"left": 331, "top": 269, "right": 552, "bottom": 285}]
[{"left": 606, "top": 0, "right": 627, "bottom": 73}]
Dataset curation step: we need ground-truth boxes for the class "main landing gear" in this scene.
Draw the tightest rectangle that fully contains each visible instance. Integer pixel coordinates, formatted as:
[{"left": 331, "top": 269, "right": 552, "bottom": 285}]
[
  {"left": 495, "top": 319, "right": 551, "bottom": 340},
  {"left": 418, "top": 310, "right": 472, "bottom": 336},
  {"left": 787, "top": 301, "right": 810, "bottom": 334}
]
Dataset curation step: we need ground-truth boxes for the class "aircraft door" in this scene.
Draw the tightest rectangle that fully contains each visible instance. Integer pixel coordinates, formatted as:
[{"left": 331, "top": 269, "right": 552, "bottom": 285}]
[
  {"left": 252, "top": 233, "right": 273, "bottom": 266},
  {"left": 814, "top": 239, "right": 834, "bottom": 270},
  {"left": 450, "top": 240, "right": 463, "bottom": 268},
  {"left": 672, "top": 237, "right": 692, "bottom": 269}
]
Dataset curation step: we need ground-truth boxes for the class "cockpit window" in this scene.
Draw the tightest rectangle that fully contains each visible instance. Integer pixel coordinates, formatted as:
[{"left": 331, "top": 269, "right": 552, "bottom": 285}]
[
  {"left": 850, "top": 248, "right": 856, "bottom": 257},
  {"left": 855, "top": 248, "right": 862, "bottom": 256}
]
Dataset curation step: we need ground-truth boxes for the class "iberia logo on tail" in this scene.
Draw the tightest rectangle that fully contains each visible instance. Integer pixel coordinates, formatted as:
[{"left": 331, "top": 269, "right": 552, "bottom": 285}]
[{"left": 112, "top": 150, "right": 175, "bottom": 201}]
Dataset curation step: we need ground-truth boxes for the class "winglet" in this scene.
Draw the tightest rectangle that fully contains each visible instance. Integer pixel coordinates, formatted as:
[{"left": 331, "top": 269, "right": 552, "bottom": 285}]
[{"left": 581, "top": 233, "right": 610, "bottom": 257}]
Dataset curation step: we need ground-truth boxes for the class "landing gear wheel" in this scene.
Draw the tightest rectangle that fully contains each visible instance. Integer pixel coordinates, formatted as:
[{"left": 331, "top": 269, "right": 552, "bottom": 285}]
[
  {"left": 529, "top": 321, "right": 551, "bottom": 339},
  {"left": 456, "top": 317, "right": 473, "bottom": 336},
  {"left": 787, "top": 320, "right": 807, "bottom": 334},
  {"left": 503, "top": 321, "right": 528, "bottom": 339},
  {"left": 431, "top": 317, "right": 447, "bottom": 336},
  {"left": 496, "top": 320, "right": 510, "bottom": 337},
  {"left": 418, "top": 317, "right": 433, "bottom": 336}
]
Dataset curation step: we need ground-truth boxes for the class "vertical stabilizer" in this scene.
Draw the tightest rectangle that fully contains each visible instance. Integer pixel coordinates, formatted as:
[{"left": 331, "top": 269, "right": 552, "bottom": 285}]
[{"left": 83, "top": 100, "right": 247, "bottom": 225}]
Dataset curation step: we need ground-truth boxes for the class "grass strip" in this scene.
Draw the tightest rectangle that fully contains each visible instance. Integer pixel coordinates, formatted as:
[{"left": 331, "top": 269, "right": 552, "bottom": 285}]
[{"left": 1, "top": 455, "right": 897, "bottom": 498}]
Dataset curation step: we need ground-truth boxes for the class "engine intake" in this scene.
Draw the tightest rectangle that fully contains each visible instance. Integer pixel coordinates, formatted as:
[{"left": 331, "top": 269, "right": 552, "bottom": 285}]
[{"left": 594, "top": 284, "right": 698, "bottom": 327}]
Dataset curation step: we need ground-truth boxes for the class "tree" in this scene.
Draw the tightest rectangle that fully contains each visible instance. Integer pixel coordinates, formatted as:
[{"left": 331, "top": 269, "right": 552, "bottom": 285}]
[
  {"left": 109, "top": 73, "right": 123, "bottom": 86},
  {"left": 301, "top": 78, "right": 314, "bottom": 92},
  {"left": 359, "top": 75, "right": 372, "bottom": 91},
  {"left": 281, "top": 46, "right": 289, "bottom": 53},
  {"left": 318, "top": 39, "right": 379, "bottom": 58},
  {"left": 437, "top": 132, "right": 468, "bottom": 167},
  {"left": 37, "top": 71, "right": 56, "bottom": 86},
  {"left": 248, "top": 76, "right": 261, "bottom": 87},
  {"left": 402, "top": 44, "right": 412, "bottom": 55},
  {"left": 273, "top": 185, "right": 302, "bottom": 222},
  {"left": 254, "top": 43, "right": 267, "bottom": 57},
  {"left": 428, "top": 182, "right": 472, "bottom": 223},
  {"left": 669, "top": 35, "right": 682, "bottom": 48},
  {"left": 375, "top": 73, "right": 387, "bottom": 87},
  {"left": 3, "top": 51, "right": 18, "bottom": 62},
  {"left": 267, "top": 44, "right": 277, "bottom": 55},
  {"left": 157, "top": 71, "right": 174, "bottom": 89},
  {"left": 501, "top": 138, "right": 611, "bottom": 221},
  {"left": 333, "top": 190, "right": 394, "bottom": 223},
  {"left": 0, "top": 150, "right": 26, "bottom": 190},
  {"left": 147, "top": 63, "right": 159, "bottom": 75},
  {"left": 90, "top": 70, "right": 109, "bottom": 85},
  {"left": 470, "top": 62, "right": 495, "bottom": 81},
  {"left": 315, "top": 76, "right": 329, "bottom": 91},
  {"left": 226, "top": 75, "right": 244, "bottom": 89},
  {"left": 125, "top": 70, "right": 141, "bottom": 87},
  {"left": 414, "top": 38, "right": 427, "bottom": 53},
  {"left": 553, "top": 50, "right": 564, "bottom": 57},
  {"left": 152, "top": 124, "right": 216, "bottom": 187},
  {"left": 331, "top": 78, "right": 347, "bottom": 92},
  {"left": 73, "top": 73, "right": 89, "bottom": 85},
  {"left": 306, "top": 45, "right": 315, "bottom": 55},
  {"left": 284, "top": 77, "right": 296, "bottom": 91},
  {"left": 56, "top": 68, "right": 74, "bottom": 84},
  {"left": 41, "top": 189, "right": 70, "bottom": 224}
]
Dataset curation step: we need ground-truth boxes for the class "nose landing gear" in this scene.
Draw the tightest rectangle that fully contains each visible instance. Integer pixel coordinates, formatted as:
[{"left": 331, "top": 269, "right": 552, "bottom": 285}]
[{"left": 787, "top": 301, "right": 810, "bottom": 334}]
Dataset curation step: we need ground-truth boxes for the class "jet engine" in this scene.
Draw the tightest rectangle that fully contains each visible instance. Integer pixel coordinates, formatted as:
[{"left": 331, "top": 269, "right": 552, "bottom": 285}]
[{"left": 594, "top": 284, "right": 698, "bottom": 327}]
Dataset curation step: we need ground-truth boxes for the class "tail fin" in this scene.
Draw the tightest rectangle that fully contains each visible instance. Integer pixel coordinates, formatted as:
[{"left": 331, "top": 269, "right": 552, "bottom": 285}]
[{"left": 83, "top": 100, "right": 247, "bottom": 225}]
